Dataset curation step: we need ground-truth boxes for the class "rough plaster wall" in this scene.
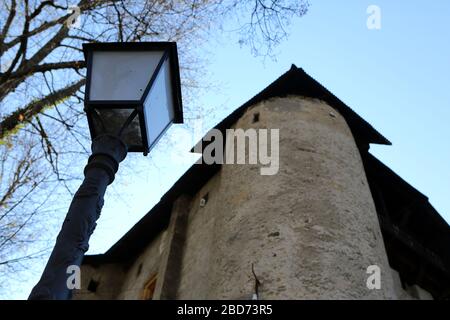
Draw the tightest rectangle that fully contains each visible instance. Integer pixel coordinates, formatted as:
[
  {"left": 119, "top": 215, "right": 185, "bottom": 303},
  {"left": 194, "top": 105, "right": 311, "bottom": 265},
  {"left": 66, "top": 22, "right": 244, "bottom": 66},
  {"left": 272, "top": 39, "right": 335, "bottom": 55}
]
[
  {"left": 177, "top": 175, "right": 222, "bottom": 299},
  {"left": 73, "top": 263, "right": 125, "bottom": 300},
  {"left": 177, "top": 96, "right": 397, "bottom": 299},
  {"left": 116, "top": 230, "right": 166, "bottom": 299},
  {"left": 74, "top": 228, "right": 166, "bottom": 300}
]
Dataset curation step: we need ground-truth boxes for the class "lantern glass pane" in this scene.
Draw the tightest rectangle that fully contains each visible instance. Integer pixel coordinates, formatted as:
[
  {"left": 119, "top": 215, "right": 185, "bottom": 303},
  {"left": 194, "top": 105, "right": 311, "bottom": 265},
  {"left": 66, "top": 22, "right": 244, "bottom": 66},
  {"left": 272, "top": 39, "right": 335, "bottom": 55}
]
[
  {"left": 143, "top": 58, "right": 175, "bottom": 148},
  {"left": 91, "top": 108, "right": 142, "bottom": 147},
  {"left": 89, "top": 51, "right": 164, "bottom": 101}
]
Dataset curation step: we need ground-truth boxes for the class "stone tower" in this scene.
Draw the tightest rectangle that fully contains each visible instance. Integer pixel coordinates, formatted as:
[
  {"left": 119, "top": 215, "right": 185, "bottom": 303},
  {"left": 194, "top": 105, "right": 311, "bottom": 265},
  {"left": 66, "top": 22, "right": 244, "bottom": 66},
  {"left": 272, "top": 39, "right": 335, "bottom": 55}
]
[{"left": 74, "top": 66, "right": 448, "bottom": 300}]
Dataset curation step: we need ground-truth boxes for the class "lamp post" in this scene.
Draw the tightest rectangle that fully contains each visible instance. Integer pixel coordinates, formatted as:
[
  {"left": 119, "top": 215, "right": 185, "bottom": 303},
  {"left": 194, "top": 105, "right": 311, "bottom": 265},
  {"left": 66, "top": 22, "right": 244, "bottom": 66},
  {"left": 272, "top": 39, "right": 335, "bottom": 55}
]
[{"left": 28, "top": 42, "right": 183, "bottom": 300}]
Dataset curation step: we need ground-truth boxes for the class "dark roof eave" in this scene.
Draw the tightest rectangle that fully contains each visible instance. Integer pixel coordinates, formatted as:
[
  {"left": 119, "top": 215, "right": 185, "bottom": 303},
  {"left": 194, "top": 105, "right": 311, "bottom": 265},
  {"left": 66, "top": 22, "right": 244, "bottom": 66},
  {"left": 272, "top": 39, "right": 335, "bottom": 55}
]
[{"left": 82, "top": 163, "right": 221, "bottom": 265}]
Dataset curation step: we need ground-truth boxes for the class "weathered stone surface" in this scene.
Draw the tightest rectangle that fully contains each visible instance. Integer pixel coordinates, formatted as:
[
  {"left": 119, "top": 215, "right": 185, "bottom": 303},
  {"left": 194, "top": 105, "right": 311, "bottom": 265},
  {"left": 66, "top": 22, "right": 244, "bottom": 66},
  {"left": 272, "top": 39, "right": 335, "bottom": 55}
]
[
  {"left": 117, "top": 231, "right": 166, "bottom": 299},
  {"left": 75, "top": 96, "right": 423, "bottom": 300},
  {"left": 176, "top": 96, "right": 397, "bottom": 299},
  {"left": 74, "top": 263, "right": 125, "bottom": 300}
]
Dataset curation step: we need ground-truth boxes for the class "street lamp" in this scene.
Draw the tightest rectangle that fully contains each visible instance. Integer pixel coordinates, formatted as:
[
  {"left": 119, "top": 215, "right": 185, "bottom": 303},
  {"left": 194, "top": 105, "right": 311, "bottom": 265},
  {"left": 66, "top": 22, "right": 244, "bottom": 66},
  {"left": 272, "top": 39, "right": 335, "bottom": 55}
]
[
  {"left": 84, "top": 42, "right": 183, "bottom": 155},
  {"left": 28, "top": 42, "right": 183, "bottom": 300}
]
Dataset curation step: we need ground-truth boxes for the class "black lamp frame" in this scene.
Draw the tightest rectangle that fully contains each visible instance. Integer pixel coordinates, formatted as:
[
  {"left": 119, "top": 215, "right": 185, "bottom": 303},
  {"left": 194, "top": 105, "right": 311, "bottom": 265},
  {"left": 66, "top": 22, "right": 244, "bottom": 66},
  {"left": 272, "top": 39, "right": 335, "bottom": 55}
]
[{"left": 83, "top": 42, "right": 183, "bottom": 155}]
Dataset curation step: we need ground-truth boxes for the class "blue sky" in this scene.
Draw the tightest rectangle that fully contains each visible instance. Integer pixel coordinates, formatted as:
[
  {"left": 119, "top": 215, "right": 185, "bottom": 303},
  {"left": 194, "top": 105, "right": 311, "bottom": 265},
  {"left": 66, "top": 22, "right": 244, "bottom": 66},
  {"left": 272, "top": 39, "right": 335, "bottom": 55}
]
[{"left": 12, "top": 0, "right": 450, "bottom": 299}]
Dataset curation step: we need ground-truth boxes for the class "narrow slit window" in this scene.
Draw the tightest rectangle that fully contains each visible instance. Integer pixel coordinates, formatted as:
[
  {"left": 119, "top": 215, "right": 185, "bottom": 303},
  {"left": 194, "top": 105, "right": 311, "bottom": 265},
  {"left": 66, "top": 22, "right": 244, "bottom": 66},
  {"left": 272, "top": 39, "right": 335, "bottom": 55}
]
[{"left": 252, "top": 112, "right": 260, "bottom": 123}]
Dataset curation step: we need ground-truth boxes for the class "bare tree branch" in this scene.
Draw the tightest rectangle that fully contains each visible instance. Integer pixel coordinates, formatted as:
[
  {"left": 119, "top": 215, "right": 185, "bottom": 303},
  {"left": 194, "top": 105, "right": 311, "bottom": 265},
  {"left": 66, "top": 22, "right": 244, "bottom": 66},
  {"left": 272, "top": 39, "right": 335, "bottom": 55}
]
[
  {"left": 0, "top": 79, "right": 85, "bottom": 141},
  {"left": 6, "top": 60, "right": 85, "bottom": 80},
  {"left": 0, "top": 0, "right": 17, "bottom": 55}
]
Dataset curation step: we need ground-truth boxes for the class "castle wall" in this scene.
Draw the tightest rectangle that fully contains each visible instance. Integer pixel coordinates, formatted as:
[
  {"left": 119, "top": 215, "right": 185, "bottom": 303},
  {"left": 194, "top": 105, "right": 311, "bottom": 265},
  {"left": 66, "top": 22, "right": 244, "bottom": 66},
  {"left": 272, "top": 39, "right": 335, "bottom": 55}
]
[
  {"left": 116, "top": 231, "right": 166, "bottom": 299},
  {"left": 75, "top": 95, "right": 404, "bottom": 299},
  {"left": 74, "top": 230, "right": 165, "bottom": 299},
  {"left": 175, "top": 96, "right": 397, "bottom": 299},
  {"left": 74, "top": 263, "right": 125, "bottom": 300}
]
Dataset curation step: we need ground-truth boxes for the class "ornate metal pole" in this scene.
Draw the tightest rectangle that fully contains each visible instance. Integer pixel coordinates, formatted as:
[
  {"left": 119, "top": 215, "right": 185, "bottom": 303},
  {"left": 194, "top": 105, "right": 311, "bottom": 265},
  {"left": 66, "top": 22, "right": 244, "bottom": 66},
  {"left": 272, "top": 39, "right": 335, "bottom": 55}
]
[{"left": 28, "top": 134, "right": 127, "bottom": 300}]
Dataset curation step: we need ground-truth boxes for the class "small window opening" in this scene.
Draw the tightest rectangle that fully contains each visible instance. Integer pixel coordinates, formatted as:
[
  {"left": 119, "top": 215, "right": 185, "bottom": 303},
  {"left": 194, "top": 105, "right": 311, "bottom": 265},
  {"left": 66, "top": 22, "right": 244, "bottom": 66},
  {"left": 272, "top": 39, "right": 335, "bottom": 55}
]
[
  {"left": 252, "top": 112, "right": 260, "bottom": 123},
  {"left": 87, "top": 279, "right": 99, "bottom": 293}
]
